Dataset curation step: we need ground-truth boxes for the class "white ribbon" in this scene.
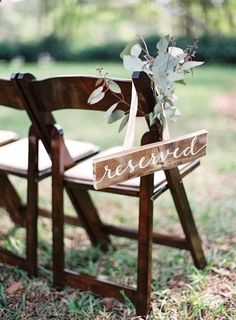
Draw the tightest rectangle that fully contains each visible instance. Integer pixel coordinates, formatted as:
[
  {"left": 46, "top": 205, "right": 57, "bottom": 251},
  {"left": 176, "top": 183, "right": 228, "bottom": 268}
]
[
  {"left": 123, "top": 81, "right": 138, "bottom": 150},
  {"left": 162, "top": 111, "right": 171, "bottom": 140},
  {"left": 123, "top": 83, "right": 171, "bottom": 148}
]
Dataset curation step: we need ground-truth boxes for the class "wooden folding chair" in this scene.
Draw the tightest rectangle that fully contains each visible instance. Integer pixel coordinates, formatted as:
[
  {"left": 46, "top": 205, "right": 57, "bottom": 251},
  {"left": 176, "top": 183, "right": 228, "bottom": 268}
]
[
  {"left": 18, "top": 71, "right": 206, "bottom": 316},
  {"left": 0, "top": 75, "right": 101, "bottom": 275}
]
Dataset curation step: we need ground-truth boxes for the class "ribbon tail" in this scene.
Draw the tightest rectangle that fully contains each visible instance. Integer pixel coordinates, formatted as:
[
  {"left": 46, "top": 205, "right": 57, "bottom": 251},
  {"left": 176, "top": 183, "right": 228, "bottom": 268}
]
[
  {"left": 123, "top": 82, "right": 138, "bottom": 150},
  {"left": 162, "top": 110, "right": 171, "bottom": 140}
]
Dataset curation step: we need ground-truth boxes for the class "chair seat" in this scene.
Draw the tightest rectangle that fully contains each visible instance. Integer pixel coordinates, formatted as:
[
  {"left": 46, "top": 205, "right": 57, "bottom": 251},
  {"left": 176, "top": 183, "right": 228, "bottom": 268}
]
[
  {"left": 0, "top": 137, "right": 99, "bottom": 177},
  {"left": 0, "top": 130, "right": 18, "bottom": 146},
  {"left": 64, "top": 146, "right": 190, "bottom": 188}
]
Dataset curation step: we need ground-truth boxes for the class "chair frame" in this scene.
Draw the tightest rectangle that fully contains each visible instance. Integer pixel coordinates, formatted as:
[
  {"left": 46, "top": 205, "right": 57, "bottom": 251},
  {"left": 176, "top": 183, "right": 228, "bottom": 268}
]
[
  {"left": 0, "top": 74, "right": 34, "bottom": 270},
  {"left": 16, "top": 71, "right": 206, "bottom": 316},
  {"left": 0, "top": 73, "right": 106, "bottom": 275},
  {"left": 14, "top": 73, "right": 111, "bottom": 276}
]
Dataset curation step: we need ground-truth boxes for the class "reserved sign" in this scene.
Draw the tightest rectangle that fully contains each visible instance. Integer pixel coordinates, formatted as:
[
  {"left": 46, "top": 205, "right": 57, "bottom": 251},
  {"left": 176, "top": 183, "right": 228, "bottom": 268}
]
[{"left": 93, "top": 130, "right": 207, "bottom": 190}]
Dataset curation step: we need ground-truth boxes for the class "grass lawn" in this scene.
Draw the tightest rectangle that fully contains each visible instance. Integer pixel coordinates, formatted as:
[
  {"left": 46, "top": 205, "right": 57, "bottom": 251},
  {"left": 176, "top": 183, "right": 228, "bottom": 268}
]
[{"left": 0, "top": 62, "right": 235, "bottom": 319}]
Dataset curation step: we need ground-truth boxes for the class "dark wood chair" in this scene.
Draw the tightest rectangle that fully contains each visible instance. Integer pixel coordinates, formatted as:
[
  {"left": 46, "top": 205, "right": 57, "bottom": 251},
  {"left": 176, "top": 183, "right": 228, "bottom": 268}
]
[
  {"left": 17, "top": 71, "right": 206, "bottom": 316},
  {"left": 0, "top": 75, "right": 100, "bottom": 276}
]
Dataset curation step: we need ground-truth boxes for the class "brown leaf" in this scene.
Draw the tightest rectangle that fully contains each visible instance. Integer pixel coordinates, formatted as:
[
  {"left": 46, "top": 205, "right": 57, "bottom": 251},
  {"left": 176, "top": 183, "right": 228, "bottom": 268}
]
[
  {"left": 101, "top": 297, "right": 116, "bottom": 312},
  {"left": 95, "top": 78, "right": 103, "bottom": 86},
  {"left": 6, "top": 281, "right": 22, "bottom": 295}
]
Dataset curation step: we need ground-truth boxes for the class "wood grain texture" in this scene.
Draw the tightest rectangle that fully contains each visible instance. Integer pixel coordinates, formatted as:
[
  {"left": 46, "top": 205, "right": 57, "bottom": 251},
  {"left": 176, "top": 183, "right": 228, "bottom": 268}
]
[
  {"left": 31, "top": 76, "right": 135, "bottom": 113},
  {"left": 93, "top": 130, "right": 208, "bottom": 189},
  {"left": 0, "top": 78, "right": 24, "bottom": 109}
]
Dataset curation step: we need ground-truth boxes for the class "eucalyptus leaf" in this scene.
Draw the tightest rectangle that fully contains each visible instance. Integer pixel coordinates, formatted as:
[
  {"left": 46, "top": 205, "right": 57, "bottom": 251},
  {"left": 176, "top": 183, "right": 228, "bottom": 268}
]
[
  {"left": 105, "top": 103, "right": 118, "bottom": 120},
  {"left": 118, "top": 113, "right": 129, "bottom": 132},
  {"left": 156, "top": 37, "right": 169, "bottom": 54},
  {"left": 149, "top": 112, "right": 157, "bottom": 126},
  {"left": 123, "top": 55, "right": 145, "bottom": 72},
  {"left": 175, "top": 79, "right": 186, "bottom": 85},
  {"left": 154, "top": 103, "right": 162, "bottom": 115},
  {"left": 108, "top": 109, "right": 125, "bottom": 124},
  {"left": 153, "top": 53, "right": 169, "bottom": 69},
  {"left": 164, "top": 98, "right": 174, "bottom": 106},
  {"left": 175, "top": 52, "right": 188, "bottom": 63},
  {"left": 87, "top": 86, "right": 104, "bottom": 104},
  {"left": 108, "top": 80, "right": 122, "bottom": 94},
  {"left": 130, "top": 44, "right": 142, "bottom": 57},
  {"left": 89, "top": 92, "right": 105, "bottom": 104},
  {"left": 165, "top": 106, "right": 176, "bottom": 118},
  {"left": 182, "top": 61, "right": 204, "bottom": 71},
  {"left": 120, "top": 40, "right": 137, "bottom": 58},
  {"left": 168, "top": 46, "right": 184, "bottom": 58},
  {"left": 159, "top": 113, "right": 166, "bottom": 126},
  {"left": 168, "top": 71, "right": 184, "bottom": 82}
]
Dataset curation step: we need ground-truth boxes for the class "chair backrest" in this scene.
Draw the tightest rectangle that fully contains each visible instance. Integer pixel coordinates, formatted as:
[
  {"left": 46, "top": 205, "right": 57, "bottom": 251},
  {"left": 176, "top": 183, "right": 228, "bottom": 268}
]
[
  {"left": 0, "top": 76, "right": 25, "bottom": 110},
  {"left": 16, "top": 71, "right": 162, "bottom": 159}
]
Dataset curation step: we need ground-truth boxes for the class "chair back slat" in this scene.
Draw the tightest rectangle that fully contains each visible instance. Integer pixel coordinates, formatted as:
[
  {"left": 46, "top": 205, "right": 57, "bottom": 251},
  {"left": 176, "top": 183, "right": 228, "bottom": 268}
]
[
  {"left": 16, "top": 71, "right": 160, "bottom": 167},
  {"left": 0, "top": 78, "right": 24, "bottom": 110},
  {"left": 16, "top": 74, "right": 74, "bottom": 167},
  {"left": 30, "top": 76, "right": 134, "bottom": 113}
]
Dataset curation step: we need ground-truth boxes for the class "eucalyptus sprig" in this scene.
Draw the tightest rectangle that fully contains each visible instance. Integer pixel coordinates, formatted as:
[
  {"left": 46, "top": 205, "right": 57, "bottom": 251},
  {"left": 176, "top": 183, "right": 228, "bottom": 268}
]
[
  {"left": 121, "top": 35, "right": 204, "bottom": 126},
  {"left": 87, "top": 68, "right": 131, "bottom": 132},
  {"left": 87, "top": 36, "right": 204, "bottom": 134}
]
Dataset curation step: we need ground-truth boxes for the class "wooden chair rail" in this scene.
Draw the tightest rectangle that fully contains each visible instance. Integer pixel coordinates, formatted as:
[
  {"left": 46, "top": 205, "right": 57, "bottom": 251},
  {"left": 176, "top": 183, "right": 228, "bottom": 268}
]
[
  {"left": 102, "top": 224, "right": 189, "bottom": 250},
  {"left": 0, "top": 248, "right": 27, "bottom": 270},
  {"left": 64, "top": 270, "right": 137, "bottom": 305}
]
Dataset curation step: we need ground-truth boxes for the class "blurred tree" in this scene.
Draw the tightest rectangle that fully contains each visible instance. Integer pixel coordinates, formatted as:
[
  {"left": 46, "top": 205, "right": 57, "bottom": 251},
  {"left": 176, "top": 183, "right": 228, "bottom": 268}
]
[
  {"left": 38, "top": 0, "right": 235, "bottom": 42},
  {"left": 38, "top": 0, "right": 161, "bottom": 47},
  {"left": 157, "top": 0, "right": 236, "bottom": 35},
  {"left": 0, "top": 0, "right": 235, "bottom": 45}
]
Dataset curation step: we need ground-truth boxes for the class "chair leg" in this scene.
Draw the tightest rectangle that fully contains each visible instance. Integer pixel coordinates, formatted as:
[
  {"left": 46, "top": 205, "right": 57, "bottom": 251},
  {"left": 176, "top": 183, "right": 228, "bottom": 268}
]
[
  {"left": 0, "top": 172, "right": 25, "bottom": 227},
  {"left": 136, "top": 173, "right": 154, "bottom": 316},
  {"left": 27, "top": 132, "right": 39, "bottom": 277},
  {"left": 51, "top": 131, "right": 65, "bottom": 288},
  {"left": 52, "top": 175, "right": 64, "bottom": 288},
  {"left": 165, "top": 168, "right": 207, "bottom": 269},
  {"left": 66, "top": 183, "right": 110, "bottom": 251}
]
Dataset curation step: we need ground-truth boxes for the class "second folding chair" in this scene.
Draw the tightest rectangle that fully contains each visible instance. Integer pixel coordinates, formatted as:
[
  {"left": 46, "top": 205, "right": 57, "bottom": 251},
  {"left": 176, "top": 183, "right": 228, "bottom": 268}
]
[{"left": 0, "top": 74, "right": 100, "bottom": 275}]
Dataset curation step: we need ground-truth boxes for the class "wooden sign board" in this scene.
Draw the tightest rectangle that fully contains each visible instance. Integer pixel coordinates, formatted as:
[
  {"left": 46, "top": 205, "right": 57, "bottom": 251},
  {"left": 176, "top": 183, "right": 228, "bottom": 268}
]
[{"left": 93, "top": 129, "right": 208, "bottom": 190}]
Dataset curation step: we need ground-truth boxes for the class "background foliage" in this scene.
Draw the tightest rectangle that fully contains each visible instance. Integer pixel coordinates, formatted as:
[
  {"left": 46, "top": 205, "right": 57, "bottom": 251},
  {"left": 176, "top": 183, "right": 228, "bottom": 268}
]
[{"left": 0, "top": 0, "right": 235, "bottom": 63}]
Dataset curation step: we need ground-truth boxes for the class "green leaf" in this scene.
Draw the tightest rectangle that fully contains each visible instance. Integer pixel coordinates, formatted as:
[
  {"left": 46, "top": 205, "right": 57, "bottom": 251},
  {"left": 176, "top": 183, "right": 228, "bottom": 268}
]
[
  {"left": 182, "top": 61, "right": 204, "bottom": 71},
  {"left": 175, "top": 79, "right": 186, "bottom": 85},
  {"left": 159, "top": 112, "right": 166, "bottom": 126},
  {"left": 123, "top": 55, "right": 145, "bottom": 72},
  {"left": 164, "top": 98, "right": 174, "bottom": 106},
  {"left": 108, "top": 109, "right": 125, "bottom": 124},
  {"left": 130, "top": 44, "right": 142, "bottom": 57},
  {"left": 108, "top": 80, "right": 121, "bottom": 94},
  {"left": 168, "top": 71, "right": 184, "bottom": 82},
  {"left": 118, "top": 113, "right": 129, "bottom": 132},
  {"left": 88, "top": 86, "right": 104, "bottom": 104},
  {"left": 105, "top": 103, "right": 118, "bottom": 120},
  {"left": 149, "top": 112, "right": 157, "bottom": 126},
  {"left": 154, "top": 103, "right": 162, "bottom": 115},
  {"left": 165, "top": 106, "right": 176, "bottom": 118},
  {"left": 156, "top": 36, "right": 169, "bottom": 54},
  {"left": 120, "top": 40, "right": 137, "bottom": 58}
]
